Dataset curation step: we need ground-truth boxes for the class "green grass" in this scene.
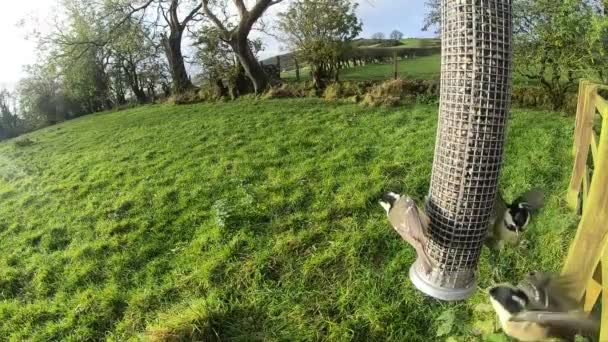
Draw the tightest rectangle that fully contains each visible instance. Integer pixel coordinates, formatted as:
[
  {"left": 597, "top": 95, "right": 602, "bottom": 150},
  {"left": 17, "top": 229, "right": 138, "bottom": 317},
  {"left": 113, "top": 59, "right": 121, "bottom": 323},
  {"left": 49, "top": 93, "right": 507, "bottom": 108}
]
[
  {"left": 340, "top": 54, "right": 441, "bottom": 81},
  {"left": 0, "top": 99, "right": 578, "bottom": 341}
]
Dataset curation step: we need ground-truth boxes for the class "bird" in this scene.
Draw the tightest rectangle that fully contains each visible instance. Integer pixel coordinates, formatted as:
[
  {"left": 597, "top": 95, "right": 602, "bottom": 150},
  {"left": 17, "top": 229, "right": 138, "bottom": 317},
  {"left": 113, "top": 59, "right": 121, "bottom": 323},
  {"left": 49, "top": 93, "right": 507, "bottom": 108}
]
[
  {"left": 486, "top": 189, "right": 545, "bottom": 250},
  {"left": 380, "top": 192, "right": 433, "bottom": 274},
  {"left": 488, "top": 271, "right": 599, "bottom": 341}
]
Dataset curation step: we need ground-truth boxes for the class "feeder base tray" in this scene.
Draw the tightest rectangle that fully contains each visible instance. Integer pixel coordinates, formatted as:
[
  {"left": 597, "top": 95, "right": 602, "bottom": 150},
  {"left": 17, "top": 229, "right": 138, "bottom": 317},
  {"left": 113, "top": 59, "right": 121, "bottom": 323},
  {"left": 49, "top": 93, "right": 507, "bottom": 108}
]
[{"left": 409, "top": 259, "right": 476, "bottom": 301}]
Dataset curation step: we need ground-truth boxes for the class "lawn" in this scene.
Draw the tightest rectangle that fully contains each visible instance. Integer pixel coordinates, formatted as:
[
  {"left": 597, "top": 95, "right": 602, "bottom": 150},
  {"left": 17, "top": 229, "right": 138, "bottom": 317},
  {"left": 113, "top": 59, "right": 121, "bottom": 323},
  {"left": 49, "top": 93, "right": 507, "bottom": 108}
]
[{"left": 0, "top": 98, "right": 578, "bottom": 341}]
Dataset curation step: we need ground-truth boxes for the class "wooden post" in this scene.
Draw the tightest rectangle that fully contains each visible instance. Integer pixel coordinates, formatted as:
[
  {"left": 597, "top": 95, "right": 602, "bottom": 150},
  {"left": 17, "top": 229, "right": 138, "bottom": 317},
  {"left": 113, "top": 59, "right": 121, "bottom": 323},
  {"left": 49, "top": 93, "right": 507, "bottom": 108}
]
[
  {"left": 567, "top": 82, "right": 597, "bottom": 210},
  {"left": 393, "top": 52, "right": 399, "bottom": 80}
]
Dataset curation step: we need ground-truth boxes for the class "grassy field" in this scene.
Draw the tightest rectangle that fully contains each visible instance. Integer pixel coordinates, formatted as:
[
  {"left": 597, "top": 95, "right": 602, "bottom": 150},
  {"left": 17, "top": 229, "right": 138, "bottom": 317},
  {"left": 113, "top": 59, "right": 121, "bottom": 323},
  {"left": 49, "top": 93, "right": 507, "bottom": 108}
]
[
  {"left": 340, "top": 54, "right": 441, "bottom": 81},
  {"left": 400, "top": 38, "right": 441, "bottom": 49},
  {"left": 282, "top": 54, "right": 441, "bottom": 82},
  {"left": 0, "top": 99, "right": 578, "bottom": 341}
]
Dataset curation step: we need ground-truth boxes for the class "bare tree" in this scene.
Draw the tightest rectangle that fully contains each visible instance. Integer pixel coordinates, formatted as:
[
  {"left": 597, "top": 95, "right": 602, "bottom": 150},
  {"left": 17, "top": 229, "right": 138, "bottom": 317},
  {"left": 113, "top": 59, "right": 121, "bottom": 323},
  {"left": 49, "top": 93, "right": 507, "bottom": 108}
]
[
  {"left": 201, "top": 0, "right": 285, "bottom": 94},
  {"left": 158, "top": 0, "right": 202, "bottom": 94},
  {"left": 390, "top": 30, "right": 404, "bottom": 40}
]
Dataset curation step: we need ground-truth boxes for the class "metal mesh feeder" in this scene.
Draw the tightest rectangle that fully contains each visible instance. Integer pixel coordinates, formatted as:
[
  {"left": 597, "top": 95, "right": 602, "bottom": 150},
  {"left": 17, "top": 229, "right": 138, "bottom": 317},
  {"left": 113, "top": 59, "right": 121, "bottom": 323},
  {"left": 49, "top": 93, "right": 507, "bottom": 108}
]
[{"left": 410, "top": 0, "right": 513, "bottom": 301}]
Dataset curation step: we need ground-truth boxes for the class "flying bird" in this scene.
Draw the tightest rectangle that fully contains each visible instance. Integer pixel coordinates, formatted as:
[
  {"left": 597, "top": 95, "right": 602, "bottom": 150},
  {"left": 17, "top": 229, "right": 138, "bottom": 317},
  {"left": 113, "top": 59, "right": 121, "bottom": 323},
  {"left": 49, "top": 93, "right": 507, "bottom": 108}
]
[{"left": 488, "top": 271, "right": 599, "bottom": 341}]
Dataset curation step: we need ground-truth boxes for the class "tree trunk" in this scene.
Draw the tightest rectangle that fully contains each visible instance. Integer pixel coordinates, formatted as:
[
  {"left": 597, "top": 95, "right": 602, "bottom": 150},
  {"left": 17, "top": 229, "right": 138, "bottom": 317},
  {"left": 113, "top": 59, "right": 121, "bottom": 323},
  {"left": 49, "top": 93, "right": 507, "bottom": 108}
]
[
  {"left": 393, "top": 53, "right": 399, "bottom": 79},
  {"left": 295, "top": 58, "right": 300, "bottom": 81},
  {"left": 276, "top": 55, "right": 281, "bottom": 80},
  {"left": 230, "top": 37, "right": 268, "bottom": 94},
  {"left": 162, "top": 32, "right": 195, "bottom": 95},
  {"left": 122, "top": 60, "right": 148, "bottom": 104}
]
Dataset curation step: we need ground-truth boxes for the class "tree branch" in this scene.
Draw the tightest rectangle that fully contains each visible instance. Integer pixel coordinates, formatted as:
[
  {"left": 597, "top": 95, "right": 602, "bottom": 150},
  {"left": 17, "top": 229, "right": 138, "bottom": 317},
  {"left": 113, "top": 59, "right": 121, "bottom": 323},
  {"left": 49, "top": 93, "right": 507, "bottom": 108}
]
[
  {"left": 245, "top": 0, "right": 284, "bottom": 31},
  {"left": 234, "top": 0, "right": 248, "bottom": 18},
  {"left": 181, "top": 1, "right": 204, "bottom": 30},
  {"left": 202, "top": 0, "right": 230, "bottom": 35}
]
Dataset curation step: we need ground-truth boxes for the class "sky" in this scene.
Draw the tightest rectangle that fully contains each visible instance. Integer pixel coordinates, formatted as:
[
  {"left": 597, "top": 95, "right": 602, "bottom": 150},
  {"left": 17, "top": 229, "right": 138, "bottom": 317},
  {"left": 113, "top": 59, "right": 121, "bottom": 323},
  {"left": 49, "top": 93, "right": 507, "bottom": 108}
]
[{"left": 0, "top": 0, "right": 434, "bottom": 90}]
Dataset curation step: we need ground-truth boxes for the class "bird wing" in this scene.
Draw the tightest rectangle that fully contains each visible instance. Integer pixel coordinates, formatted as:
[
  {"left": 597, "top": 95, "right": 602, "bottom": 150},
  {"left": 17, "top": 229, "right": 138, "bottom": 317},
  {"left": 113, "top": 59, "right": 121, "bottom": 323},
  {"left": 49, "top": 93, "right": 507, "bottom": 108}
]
[
  {"left": 510, "top": 311, "right": 599, "bottom": 338},
  {"left": 389, "top": 197, "right": 432, "bottom": 273},
  {"left": 518, "top": 272, "right": 580, "bottom": 312},
  {"left": 489, "top": 192, "right": 508, "bottom": 236},
  {"left": 515, "top": 189, "right": 545, "bottom": 211}
]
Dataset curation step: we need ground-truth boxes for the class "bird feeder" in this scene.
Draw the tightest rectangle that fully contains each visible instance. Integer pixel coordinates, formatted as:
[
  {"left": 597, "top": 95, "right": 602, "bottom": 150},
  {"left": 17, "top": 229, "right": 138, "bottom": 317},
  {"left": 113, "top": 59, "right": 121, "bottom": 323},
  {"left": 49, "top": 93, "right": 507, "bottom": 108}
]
[{"left": 409, "top": 0, "right": 513, "bottom": 301}]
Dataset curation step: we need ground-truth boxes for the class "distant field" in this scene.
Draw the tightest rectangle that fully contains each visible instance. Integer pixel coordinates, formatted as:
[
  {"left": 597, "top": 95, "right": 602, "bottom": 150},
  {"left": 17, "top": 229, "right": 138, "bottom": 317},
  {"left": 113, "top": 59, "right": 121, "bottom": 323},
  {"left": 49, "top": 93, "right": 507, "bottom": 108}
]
[
  {"left": 0, "top": 98, "right": 577, "bottom": 340},
  {"left": 340, "top": 54, "right": 441, "bottom": 81},
  {"left": 282, "top": 54, "right": 441, "bottom": 82},
  {"left": 400, "top": 38, "right": 441, "bottom": 49}
]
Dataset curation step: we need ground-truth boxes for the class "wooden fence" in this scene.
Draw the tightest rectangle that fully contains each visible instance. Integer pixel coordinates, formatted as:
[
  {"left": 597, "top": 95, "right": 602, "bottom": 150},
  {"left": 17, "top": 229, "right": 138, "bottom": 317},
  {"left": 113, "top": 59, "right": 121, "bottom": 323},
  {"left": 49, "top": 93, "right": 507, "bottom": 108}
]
[{"left": 562, "top": 80, "right": 608, "bottom": 339}]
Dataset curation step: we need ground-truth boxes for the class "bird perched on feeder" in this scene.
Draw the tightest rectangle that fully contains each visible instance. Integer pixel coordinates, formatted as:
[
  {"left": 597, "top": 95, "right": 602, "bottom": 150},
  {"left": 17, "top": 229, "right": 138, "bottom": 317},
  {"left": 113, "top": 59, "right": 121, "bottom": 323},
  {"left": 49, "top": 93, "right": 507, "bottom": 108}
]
[
  {"left": 486, "top": 189, "right": 545, "bottom": 250},
  {"left": 488, "top": 271, "right": 599, "bottom": 341},
  {"left": 380, "top": 192, "right": 433, "bottom": 274}
]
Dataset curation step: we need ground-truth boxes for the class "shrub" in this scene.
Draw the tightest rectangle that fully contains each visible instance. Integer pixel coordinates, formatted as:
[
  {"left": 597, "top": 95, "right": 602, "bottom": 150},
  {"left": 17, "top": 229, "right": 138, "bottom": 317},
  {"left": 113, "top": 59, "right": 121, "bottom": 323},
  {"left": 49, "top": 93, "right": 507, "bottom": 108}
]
[
  {"left": 323, "top": 83, "right": 341, "bottom": 101},
  {"left": 170, "top": 89, "right": 203, "bottom": 105},
  {"left": 361, "top": 79, "right": 406, "bottom": 107},
  {"left": 263, "top": 83, "right": 310, "bottom": 99},
  {"left": 323, "top": 81, "right": 370, "bottom": 102},
  {"left": 198, "top": 85, "right": 225, "bottom": 102},
  {"left": 512, "top": 86, "right": 577, "bottom": 114}
]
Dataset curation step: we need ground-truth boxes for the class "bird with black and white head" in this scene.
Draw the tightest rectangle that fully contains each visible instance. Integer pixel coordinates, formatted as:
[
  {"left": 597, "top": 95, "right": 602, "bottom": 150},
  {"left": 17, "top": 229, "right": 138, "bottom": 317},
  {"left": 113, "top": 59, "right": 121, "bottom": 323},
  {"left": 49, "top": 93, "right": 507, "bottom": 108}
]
[
  {"left": 487, "top": 189, "right": 545, "bottom": 250},
  {"left": 488, "top": 272, "right": 599, "bottom": 341}
]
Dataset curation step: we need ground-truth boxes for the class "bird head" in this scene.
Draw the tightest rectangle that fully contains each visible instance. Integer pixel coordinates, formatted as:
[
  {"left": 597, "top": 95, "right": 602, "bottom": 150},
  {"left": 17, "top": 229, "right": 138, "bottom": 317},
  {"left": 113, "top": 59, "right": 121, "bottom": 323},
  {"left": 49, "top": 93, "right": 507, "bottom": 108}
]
[
  {"left": 505, "top": 203, "right": 531, "bottom": 233},
  {"left": 489, "top": 285, "right": 529, "bottom": 316},
  {"left": 379, "top": 192, "right": 401, "bottom": 215}
]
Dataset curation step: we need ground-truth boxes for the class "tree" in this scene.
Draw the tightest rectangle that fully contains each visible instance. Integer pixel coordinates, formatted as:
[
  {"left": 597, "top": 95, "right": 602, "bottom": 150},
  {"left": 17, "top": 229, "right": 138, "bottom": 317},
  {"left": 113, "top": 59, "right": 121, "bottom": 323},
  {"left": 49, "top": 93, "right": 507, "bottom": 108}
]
[
  {"left": 196, "top": 26, "right": 263, "bottom": 98},
  {"left": 390, "top": 30, "right": 404, "bottom": 40},
  {"left": 17, "top": 64, "right": 64, "bottom": 126},
  {"left": 48, "top": 0, "right": 114, "bottom": 112},
  {"left": 201, "top": 0, "right": 285, "bottom": 94},
  {"left": 278, "top": 0, "right": 362, "bottom": 89},
  {"left": 157, "top": 0, "right": 202, "bottom": 94},
  {"left": 109, "top": 19, "right": 160, "bottom": 103},
  {"left": 514, "top": 0, "right": 593, "bottom": 109},
  {"left": 422, "top": 0, "right": 441, "bottom": 34},
  {"left": 371, "top": 32, "right": 385, "bottom": 40},
  {"left": 583, "top": 0, "right": 608, "bottom": 83},
  {"left": 0, "top": 90, "right": 21, "bottom": 140},
  {"left": 53, "top": 0, "right": 200, "bottom": 96}
]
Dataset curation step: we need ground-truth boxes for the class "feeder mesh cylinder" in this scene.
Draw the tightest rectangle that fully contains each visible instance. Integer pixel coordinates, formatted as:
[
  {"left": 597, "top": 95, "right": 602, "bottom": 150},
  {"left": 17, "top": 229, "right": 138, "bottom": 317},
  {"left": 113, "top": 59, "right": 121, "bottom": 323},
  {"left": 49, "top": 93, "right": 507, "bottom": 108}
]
[{"left": 410, "top": 0, "right": 513, "bottom": 300}]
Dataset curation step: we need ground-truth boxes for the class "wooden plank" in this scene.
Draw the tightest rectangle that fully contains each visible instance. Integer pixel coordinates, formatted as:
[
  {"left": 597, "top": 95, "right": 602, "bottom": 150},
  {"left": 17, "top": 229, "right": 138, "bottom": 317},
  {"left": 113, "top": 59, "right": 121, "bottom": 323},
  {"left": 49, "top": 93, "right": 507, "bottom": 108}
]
[
  {"left": 585, "top": 277, "right": 602, "bottom": 312},
  {"left": 591, "top": 132, "right": 599, "bottom": 163},
  {"left": 595, "top": 93, "right": 608, "bottom": 118},
  {"left": 583, "top": 167, "right": 590, "bottom": 204},
  {"left": 567, "top": 83, "right": 597, "bottom": 210},
  {"left": 573, "top": 81, "right": 589, "bottom": 157},
  {"left": 563, "top": 109, "right": 608, "bottom": 301},
  {"left": 600, "top": 251, "right": 608, "bottom": 341},
  {"left": 584, "top": 264, "right": 603, "bottom": 312}
]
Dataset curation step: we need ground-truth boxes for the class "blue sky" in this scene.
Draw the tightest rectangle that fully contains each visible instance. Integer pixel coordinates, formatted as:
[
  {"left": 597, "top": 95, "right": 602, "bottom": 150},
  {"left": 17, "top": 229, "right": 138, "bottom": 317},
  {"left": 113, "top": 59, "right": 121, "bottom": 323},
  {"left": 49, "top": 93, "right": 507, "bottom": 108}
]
[
  {"left": 358, "top": 0, "right": 434, "bottom": 39},
  {"left": 0, "top": 0, "right": 434, "bottom": 88}
]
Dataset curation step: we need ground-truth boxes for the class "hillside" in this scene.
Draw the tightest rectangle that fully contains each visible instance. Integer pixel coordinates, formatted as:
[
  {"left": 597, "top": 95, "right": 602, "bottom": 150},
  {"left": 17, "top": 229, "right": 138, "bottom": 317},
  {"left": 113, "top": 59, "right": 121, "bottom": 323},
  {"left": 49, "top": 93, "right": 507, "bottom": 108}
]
[{"left": 0, "top": 99, "right": 577, "bottom": 340}]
